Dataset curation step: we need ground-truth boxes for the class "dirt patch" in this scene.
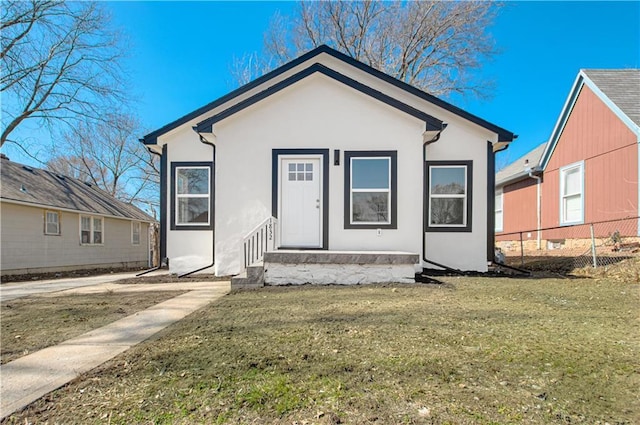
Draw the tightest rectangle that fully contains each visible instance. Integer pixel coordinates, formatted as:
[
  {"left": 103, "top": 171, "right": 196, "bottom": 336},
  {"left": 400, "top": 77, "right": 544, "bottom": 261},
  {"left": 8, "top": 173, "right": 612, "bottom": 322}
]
[
  {"left": 503, "top": 254, "right": 640, "bottom": 283},
  {"left": 1, "top": 291, "right": 185, "bottom": 364},
  {"left": 4, "top": 278, "right": 638, "bottom": 424},
  {"left": 114, "top": 273, "right": 230, "bottom": 285}
]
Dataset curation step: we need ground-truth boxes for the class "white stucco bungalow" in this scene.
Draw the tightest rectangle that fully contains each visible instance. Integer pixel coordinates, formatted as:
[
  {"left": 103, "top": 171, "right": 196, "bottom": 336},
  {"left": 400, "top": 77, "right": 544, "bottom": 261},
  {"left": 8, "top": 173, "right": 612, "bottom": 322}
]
[{"left": 142, "top": 45, "right": 515, "bottom": 285}]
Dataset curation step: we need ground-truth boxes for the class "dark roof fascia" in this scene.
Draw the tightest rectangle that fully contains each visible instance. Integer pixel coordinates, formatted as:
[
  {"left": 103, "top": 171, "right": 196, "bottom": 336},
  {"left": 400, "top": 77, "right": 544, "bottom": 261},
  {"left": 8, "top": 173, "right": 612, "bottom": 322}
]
[
  {"left": 322, "top": 47, "right": 515, "bottom": 143},
  {"left": 195, "top": 63, "right": 444, "bottom": 133},
  {"left": 144, "top": 44, "right": 514, "bottom": 145},
  {"left": 141, "top": 46, "right": 337, "bottom": 145}
]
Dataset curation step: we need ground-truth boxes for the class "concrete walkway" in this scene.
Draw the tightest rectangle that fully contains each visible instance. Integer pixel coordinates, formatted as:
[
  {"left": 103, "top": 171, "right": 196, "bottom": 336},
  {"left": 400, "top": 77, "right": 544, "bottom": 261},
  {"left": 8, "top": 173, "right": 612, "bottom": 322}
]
[
  {"left": 0, "top": 272, "right": 141, "bottom": 302},
  {"left": 0, "top": 278, "right": 230, "bottom": 419}
]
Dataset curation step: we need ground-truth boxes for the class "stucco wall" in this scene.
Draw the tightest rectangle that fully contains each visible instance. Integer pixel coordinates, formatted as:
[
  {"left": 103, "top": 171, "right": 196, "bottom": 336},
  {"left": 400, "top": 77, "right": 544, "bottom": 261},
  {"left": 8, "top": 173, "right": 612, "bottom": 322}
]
[
  {"left": 1, "top": 202, "right": 150, "bottom": 275},
  {"left": 423, "top": 122, "right": 490, "bottom": 272},
  {"left": 213, "top": 74, "right": 425, "bottom": 276},
  {"left": 159, "top": 56, "right": 497, "bottom": 276},
  {"left": 163, "top": 126, "right": 215, "bottom": 275}
]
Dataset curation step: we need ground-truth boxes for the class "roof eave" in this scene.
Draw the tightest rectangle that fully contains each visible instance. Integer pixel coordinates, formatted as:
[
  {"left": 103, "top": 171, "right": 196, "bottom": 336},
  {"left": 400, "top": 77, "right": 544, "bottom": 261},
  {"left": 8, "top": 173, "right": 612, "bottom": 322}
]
[
  {"left": 495, "top": 166, "right": 542, "bottom": 187},
  {"left": 143, "top": 45, "right": 515, "bottom": 145}
]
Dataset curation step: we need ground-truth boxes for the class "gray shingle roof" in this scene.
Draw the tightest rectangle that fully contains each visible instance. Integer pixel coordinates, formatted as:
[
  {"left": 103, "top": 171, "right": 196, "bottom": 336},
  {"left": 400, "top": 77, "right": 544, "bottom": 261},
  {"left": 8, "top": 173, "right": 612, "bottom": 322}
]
[
  {"left": 496, "top": 143, "right": 546, "bottom": 185},
  {"left": 0, "top": 157, "right": 155, "bottom": 222},
  {"left": 582, "top": 69, "right": 640, "bottom": 127}
]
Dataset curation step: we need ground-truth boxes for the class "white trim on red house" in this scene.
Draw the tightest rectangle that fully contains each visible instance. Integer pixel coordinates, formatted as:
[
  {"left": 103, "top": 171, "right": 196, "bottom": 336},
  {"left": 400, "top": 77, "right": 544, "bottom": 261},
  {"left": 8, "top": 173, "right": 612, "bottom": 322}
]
[{"left": 540, "top": 70, "right": 640, "bottom": 171}]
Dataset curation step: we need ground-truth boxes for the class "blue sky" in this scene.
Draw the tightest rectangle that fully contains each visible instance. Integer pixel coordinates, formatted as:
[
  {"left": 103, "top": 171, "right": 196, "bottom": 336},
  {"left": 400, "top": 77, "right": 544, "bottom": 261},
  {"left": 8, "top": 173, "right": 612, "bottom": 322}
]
[{"left": 3, "top": 1, "right": 639, "bottom": 169}]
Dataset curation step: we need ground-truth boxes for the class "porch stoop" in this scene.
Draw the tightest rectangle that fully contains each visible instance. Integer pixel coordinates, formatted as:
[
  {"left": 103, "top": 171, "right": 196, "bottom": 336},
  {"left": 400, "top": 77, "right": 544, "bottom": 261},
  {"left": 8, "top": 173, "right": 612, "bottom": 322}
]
[
  {"left": 230, "top": 264, "right": 265, "bottom": 289},
  {"left": 263, "top": 250, "right": 420, "bottom": 285}
]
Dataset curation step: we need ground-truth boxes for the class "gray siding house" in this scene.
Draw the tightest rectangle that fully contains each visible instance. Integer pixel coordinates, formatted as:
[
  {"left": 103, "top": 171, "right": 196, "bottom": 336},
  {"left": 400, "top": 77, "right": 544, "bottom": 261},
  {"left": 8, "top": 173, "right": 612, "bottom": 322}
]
[{"left": 0, "top": 156, "right": 155, "bottom": 276}]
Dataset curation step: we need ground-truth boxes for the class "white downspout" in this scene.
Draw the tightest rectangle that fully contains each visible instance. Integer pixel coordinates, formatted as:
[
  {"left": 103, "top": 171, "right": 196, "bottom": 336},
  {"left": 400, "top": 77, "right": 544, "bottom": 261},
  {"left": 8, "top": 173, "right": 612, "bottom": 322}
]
[{"left": 528, "top": 172, "right": 542, "bottom": 250}]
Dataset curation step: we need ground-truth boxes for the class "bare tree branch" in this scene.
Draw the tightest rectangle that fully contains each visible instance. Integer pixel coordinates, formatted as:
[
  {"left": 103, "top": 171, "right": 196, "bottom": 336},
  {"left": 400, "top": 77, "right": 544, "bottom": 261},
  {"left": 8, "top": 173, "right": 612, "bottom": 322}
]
[
  {"left": 46, "top": 113, "right": 159, "bottom": 210},
  {"left": 1, "top": 0, "right": 128, "bottom": 147},
  {"left": 231, "top": 1, "right": 500, "bottom": 98}
]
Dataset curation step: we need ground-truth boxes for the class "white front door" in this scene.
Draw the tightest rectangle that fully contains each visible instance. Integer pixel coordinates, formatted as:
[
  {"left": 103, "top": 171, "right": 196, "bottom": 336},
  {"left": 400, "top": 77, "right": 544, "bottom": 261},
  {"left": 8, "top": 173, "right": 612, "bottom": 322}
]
[{"left": 280, "top": 157, "right": 322, "bottom": 247}]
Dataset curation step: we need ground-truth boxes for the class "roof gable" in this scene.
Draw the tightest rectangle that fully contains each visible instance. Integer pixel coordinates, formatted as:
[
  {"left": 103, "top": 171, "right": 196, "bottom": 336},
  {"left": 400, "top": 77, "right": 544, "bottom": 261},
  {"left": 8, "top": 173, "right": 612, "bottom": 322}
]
[
  {"left": 195, "top": 63, "right": 444, "bottom": 134},
  {"left": 142, "top": 45, "right": 515, "bottom": 145},
  {"left": 0, "top": 158, "right": 155, "bottom": 222},
  {"left": 540, "top": 69, "right": 640, "bottom": 170}
]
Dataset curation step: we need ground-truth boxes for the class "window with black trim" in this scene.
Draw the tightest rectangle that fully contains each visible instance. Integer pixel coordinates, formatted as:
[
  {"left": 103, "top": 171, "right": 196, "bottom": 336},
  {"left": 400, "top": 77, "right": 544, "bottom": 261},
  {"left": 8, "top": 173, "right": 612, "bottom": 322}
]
[
  {"left": 45, "top": 210, "right": 60, "bottom": 235},
  {"left": 80, "top": 215, "right": 103, "bottom": 244},
  {"left": 344, "top": 151, "right": 397, "bottom": 229},
  {"left": 171, "top": 162, "right": 214, "bottom": 230},
  {"left": 425, "top": 161, "right": 472, "bottom": 232}
]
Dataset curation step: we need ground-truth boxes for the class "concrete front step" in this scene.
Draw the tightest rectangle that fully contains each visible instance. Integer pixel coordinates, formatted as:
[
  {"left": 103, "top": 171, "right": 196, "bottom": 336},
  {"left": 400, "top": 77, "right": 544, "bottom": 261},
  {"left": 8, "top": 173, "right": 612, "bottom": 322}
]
[
  {"left": 230, "top": 264, "right": 264, "bottom": 289},
  {"left": 263, "top": 250, "right": 420, "bottom": 285}
]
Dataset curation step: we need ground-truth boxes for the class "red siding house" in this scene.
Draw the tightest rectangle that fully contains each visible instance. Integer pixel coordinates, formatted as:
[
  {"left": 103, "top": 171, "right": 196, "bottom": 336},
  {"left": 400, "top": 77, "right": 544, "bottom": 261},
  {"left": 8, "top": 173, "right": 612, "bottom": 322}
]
[{"left": 496, "top": 69, "right": 640, "bottom": 251}]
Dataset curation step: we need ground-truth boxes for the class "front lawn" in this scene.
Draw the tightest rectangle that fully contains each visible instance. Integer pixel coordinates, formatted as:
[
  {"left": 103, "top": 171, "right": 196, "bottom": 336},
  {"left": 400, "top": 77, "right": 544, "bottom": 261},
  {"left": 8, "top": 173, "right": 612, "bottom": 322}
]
[
  {"left": 4, "top": 277, "right": 638, "bottom": 424},
  {"left": 1, "top": 291, "right": 185, "bottom": 364}
]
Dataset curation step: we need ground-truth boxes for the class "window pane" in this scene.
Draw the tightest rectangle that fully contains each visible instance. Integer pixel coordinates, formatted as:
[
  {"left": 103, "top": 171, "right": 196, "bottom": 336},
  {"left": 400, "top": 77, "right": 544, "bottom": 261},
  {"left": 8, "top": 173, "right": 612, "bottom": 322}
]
[
  {"left": 305, "top": 172, "right": 313, "bottom": 181},
  {"left": 47, "top": 212, "right": 58, "bottom": 224},
  {"left": 495, "top": 193, "right": 503, "bottom": 210},
  {"left": 288, "top": 163, "right": 296, "bottom": 172},
  {"left": 431, "top": 167, "right": 465, "bottom": 194},
  {"left": 93, "top": 230, "right": 102, "bottom": 244},
  {"left": 93, "top": 217, "right": 102, "bottom": 231},
  {"left": 305, "top": 163, "right": 313, "bottom": 172},
  {"left": 133, "top": 222, "right": 140, "bottom": 244},
  {"left": 81, "top": 216, "right": 91, "bottom": 231},
  {"left": 352, "top": 158, "right": 389, "bottom": 189},
  {"left": 288, "top": 172, "right": 296, "bottom": 181},
  {"left": 564, "top": 194, "right": 582, "bottom": 222},
  {"left": 178, "top": 198, "right": 209, "bottom": 224},
  {"left": 352, "top": 192, "right": 389, "bottom": 223},
  {"left": 81, "top": 230, "right": 91, "bottom": 244},
  {"left": 430, "top": 198, "right": 465, "bottom": 225},
  {"left": 564, "top": 167, "right": 580, "bottom": 195},
  {"left": 297, "top": 163, "right": 304, "bottom": 171},
  {"left": 177, "top": 168, "right": 208, "bottom": 195},
  {"left": 46, "top": 222, "right": 58, "bottom": 234},
  {"left": 495, "top": 211, "right": 503, "bottom": 231}
]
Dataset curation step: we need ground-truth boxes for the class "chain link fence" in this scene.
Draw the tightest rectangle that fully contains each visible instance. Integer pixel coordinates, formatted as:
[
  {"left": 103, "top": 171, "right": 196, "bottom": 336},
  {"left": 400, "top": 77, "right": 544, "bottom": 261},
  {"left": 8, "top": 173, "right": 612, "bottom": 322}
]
[{"left": 496, "top": 216, "right": 640, "bottom": 275}]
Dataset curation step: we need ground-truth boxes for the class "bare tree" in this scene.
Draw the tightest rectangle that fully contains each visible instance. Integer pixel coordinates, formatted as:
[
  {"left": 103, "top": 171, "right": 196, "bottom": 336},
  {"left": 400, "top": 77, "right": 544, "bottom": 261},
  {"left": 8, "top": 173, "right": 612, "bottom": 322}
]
[
  {"left": 46, "top": 112, "right": 159, "bottom": 213},
  {"left": 233, "top": 1, "right": 500, "bottom": 98},
  {"left": 1, "top": 0, "right": 126, "bottom": 148}
]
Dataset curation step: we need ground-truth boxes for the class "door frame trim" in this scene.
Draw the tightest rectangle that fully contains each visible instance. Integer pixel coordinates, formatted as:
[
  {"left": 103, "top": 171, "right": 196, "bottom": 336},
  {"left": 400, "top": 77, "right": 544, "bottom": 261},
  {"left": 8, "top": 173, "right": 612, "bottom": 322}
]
[{"left": 272, "top": 149, "right": 329, "bottom": 250}]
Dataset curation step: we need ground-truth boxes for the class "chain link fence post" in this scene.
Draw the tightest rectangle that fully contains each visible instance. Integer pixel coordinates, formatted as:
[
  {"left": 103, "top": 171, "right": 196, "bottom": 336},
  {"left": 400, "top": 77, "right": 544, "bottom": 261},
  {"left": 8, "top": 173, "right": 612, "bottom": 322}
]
[{"left": 590, "top": 223, "right": 597, "bottom": 268}]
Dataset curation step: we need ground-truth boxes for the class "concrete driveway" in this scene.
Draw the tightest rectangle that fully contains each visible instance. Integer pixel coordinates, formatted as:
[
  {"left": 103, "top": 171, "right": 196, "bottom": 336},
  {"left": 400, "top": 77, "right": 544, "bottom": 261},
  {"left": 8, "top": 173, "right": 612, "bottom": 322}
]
[{"left": 0, "top": 272, "right": 140, "bottom": 302}]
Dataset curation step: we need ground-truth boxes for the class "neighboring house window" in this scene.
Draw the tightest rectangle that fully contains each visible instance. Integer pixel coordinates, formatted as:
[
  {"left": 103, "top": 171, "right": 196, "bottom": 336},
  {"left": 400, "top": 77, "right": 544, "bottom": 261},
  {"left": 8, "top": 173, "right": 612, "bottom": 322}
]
[
  {"left": 80, "top": 215, "right": 103, "bottom": 245},
  {"left": 45, "top": 210, "right": 60, "bottom": 235},
  {"left": 171, "top": 162, "right": 214, "bottom": 230},
  {"left": 495, "top": 189, "right": 503, "bottom": 232},
  {"left": 425, "top": 161, "right": 473, "bottom": 232},
  {"left": 560, "top": 161, "right": 584, "bottom": 225},
  {"left": 344, "top": 151, "right": 397, "bottom": 229},
  {"left": 132, "top": 221, "right": 141, "bottom": 245}
]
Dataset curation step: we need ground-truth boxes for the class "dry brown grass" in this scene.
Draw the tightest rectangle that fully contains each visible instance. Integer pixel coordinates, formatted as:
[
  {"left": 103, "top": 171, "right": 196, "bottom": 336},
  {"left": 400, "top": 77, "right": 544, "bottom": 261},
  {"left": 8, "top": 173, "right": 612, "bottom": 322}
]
[
  {"left": 3, "top": 277, "right": 638, "bottom": 424},
  {"left": 1, "top": 291, "right": 185, "bottom": 364}
]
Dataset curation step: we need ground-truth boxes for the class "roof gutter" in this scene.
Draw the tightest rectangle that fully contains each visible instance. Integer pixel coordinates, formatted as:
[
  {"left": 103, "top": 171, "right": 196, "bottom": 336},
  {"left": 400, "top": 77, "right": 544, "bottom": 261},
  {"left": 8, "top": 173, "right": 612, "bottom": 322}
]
[
  {"left": 0, "top": 198, "right": 156, "bottom": 223},
  {"left": 496, "top": 166, "right": 542, "bottom": 187}
]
